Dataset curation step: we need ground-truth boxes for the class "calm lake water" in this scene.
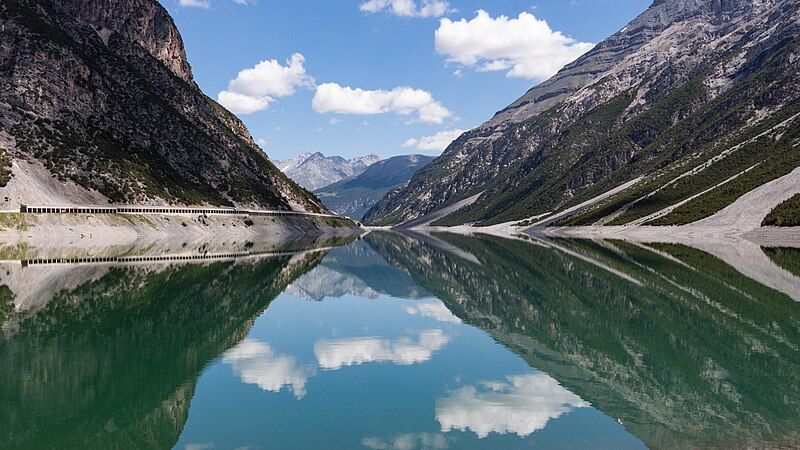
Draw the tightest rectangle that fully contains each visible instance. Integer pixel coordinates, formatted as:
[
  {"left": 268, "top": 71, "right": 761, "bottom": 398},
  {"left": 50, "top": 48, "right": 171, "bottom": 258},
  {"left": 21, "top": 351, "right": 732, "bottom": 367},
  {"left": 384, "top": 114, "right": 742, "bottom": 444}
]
[{"left": 1, "top": 232, "right": 799, "bottom": 449}]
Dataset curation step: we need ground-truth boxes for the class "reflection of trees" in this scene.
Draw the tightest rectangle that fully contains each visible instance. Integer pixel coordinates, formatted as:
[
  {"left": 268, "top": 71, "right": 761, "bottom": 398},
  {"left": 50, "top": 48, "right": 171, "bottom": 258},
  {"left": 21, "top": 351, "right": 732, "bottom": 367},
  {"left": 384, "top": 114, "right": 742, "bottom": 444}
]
[
  {"left": 0, "top": 253, "right": 323, "bottom": 449},
  {"left": 366, "top": 232, "right": 800, "bottom": 449},
  {"left": 764, "top": 246, "right": 800, "bottom": 277},
  {"left": 0, "top": 285, "right": 12, "bottom": 324}
]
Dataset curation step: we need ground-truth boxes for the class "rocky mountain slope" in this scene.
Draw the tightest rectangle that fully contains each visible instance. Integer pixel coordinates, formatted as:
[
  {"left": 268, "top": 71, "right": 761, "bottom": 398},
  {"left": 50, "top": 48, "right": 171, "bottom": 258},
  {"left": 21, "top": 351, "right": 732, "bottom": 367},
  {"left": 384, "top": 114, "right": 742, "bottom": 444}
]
[
  {"left": 0, "top": 0, "right": 324, "bottom": 212},
  {"left": 364, "top": 0, "right": 800, "bottom": 227},
  {"left": 314, "top": 154, "right": 433, "bottom": 219},
  {"left": 272, "top": 152, "right": 380, "bottom": 191}
]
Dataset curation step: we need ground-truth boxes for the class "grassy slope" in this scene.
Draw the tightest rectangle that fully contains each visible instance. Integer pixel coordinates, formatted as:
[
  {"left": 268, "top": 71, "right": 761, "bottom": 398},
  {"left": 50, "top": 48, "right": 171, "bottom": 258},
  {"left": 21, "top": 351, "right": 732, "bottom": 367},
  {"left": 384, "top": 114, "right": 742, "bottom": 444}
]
[{"left": 566, "top": 37, "right": 800, "bottom": 226}]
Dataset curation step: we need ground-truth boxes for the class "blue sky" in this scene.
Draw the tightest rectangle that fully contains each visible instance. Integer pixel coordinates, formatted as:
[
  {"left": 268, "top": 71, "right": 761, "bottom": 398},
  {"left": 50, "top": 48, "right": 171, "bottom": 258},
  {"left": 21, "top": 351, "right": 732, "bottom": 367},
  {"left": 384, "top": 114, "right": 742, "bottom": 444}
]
[{"left": 160, "top": 0, "right": 651, "bottom": 160}]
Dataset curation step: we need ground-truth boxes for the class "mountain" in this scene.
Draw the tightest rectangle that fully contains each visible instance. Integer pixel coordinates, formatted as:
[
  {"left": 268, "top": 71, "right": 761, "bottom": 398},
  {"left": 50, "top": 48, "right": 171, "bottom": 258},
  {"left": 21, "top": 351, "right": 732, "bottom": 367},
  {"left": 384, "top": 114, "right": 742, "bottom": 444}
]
[
  {"left": 365, "top": 0, "right": 800, "bottom": 227},
  {"left": 314, "top": 154, "right": 434, "bottom": 220},
  {"left": 272, "top": 152, "right": 381, "bottom": 191},
  {"left": 0, "top": 0, "right": 324, "bottom": 212}
]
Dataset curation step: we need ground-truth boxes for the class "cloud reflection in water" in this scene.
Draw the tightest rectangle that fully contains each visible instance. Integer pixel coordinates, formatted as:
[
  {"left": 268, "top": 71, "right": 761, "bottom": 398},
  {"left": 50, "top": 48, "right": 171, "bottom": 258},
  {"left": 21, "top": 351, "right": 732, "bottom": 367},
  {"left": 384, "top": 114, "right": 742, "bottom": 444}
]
[
  {"left": 223, "top": 339, "right": 314, "bottom": 399},
  {"left": 315, "top": 329, "right": 450, "bottom": 370},
  {"left": 404, "top": 301, "right": 462, "bottom": 324},
  {"left": 436, "top": 373, "right": 590, "bottom": 438}
]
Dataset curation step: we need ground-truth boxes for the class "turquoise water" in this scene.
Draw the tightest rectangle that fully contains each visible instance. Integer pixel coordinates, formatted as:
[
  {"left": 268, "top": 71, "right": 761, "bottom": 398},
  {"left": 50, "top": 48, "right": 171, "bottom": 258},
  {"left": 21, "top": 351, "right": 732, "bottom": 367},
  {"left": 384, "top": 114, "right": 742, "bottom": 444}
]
[{"left": 2, "top": 232, "right": 798, "bottom": 449}]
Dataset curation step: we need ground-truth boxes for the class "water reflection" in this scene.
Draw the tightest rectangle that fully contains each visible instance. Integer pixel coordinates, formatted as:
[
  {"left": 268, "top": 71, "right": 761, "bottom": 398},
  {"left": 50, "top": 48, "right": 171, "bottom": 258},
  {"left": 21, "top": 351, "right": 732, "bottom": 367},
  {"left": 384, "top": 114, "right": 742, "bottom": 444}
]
[
  {"left": 223, "top": 339, "right": 314, "bottom": 399},
  {"left": 315, "top": 329, "right": 450, "bottom": 370},
  {"left": 0, "top": 235, "right": 349, "bottom": 448},
  {"left": 0, "top": 230, "right": 797, "bottom": 449},
  {"left": 404, "top": 301, "right": 461, "bottom": 324},
  {"left": 285, "top": 240, "right": 430, "bottom": 300},
  {"left": 367, "top": 231, "right": 800, "bottom": 449},
  {"left": 361, "top": 433, "right": 449, "bottom": 450},
  {"left": 436, "top": 373, "right": 590, "bottom": 438}
]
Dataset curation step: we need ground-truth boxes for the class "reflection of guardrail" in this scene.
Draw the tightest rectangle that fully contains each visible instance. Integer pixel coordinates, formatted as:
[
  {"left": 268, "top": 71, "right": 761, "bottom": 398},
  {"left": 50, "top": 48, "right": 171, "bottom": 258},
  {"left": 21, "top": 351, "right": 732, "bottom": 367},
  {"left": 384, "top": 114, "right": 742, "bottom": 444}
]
[
  {"left": 18, "top": 204, "right": 351, "bottom": 221},
  {"left": 17, "top": 246, "right": 340, "bottom": 268}
]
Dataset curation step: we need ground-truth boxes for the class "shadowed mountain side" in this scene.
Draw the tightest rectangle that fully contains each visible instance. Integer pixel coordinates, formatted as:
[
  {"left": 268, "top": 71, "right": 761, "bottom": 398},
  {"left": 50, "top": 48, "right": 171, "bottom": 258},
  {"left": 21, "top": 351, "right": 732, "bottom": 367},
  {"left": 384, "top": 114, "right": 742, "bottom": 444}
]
[
  {"left": 364, "top": 232, "right": 800, "bottom": 449},
  {"left": 0, "top": 251, "right": 325, "bottom": 448}
]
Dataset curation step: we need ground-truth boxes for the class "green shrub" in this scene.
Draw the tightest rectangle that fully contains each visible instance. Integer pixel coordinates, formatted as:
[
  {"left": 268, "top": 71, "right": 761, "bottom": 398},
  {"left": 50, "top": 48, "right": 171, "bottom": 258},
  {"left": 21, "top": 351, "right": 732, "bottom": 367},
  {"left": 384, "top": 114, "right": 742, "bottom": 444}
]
[
  {"left": 0, "top": 147, "right": 11, "bottom": 188},
  {"left": 0, "top": 285, "right": 13, "bottom": 324}
]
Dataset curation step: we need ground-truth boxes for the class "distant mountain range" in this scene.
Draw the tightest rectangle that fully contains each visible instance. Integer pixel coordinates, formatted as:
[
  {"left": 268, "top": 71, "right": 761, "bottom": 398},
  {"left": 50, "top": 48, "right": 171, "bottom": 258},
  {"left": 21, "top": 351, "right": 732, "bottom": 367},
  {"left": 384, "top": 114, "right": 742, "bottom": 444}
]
[
  {"left": 315, "top": 154, "right": 434, "bottom": 220},
  {"left": 365, "top": 0, "right": 800, "bottom": 228},
  {"left": 0, "top": 0, "right": 323, "bottom": 212},
  {"left": 272, "top": 152, "right": 380, "bottom": 191}
]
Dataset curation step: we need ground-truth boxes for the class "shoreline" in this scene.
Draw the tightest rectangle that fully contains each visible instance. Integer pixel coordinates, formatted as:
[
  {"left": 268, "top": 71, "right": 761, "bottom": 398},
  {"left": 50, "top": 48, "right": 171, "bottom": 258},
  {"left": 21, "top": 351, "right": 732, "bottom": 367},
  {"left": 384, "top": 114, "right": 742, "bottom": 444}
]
[
  {"left": 0, "top": 210, "right": 362, "bottom": 253},
  {"left": 376, "top": 221, "right": 800, "bottom": 248}
]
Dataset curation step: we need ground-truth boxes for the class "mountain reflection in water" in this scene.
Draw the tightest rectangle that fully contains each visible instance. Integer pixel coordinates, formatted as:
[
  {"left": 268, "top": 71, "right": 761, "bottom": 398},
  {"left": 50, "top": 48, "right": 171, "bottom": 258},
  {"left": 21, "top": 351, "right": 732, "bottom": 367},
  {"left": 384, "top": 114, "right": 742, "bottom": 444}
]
[{"left": 1, "top": 232, "right": 798, "bottom": 449}]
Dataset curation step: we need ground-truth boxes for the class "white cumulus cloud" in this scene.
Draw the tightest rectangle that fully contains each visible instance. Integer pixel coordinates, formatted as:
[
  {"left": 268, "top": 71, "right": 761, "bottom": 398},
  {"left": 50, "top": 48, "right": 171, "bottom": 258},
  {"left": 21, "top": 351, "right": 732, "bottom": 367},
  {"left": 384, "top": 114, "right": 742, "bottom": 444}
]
[
  {"left": 435, "top": 373, "right": 590, "bottom": 438},
  {"left": 218, "top": 53, "right": 314, "bottom": 115},
  {"left": 179, "top": 0, "right": 211, "bottom": 8},
  {"left": 314, "top": 329, "right": 450, "bottom": 370},
  {"left": 435, "top": 10, "right": 594, "bottom": 80},
  {"left": 223, "top": 339, "right": 314, "bottom": 399},
  {"left": 312, "top": 83, "right": 452, "bottom": 124},
  {"left": 360, "top": 0, "right": 452, "bottom": 18},
  {"left": 403, "top": 129, "right": 465, "bottom": 152}
]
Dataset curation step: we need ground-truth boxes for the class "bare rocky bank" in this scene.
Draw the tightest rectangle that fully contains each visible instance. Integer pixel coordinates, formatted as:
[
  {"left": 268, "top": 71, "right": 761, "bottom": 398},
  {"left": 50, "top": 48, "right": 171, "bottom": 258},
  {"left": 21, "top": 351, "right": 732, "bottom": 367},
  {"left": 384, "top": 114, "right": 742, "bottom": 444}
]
[{"left": 0, "top": 211, "right": 360, "bottom": 252}]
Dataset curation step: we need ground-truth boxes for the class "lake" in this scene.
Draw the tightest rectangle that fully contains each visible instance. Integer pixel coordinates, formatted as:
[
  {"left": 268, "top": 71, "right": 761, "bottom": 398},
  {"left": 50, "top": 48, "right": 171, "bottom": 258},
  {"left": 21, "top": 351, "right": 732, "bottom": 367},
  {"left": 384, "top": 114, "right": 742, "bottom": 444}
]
[{"left": 1, "top": 231, "right": 798, "bottom": 449}]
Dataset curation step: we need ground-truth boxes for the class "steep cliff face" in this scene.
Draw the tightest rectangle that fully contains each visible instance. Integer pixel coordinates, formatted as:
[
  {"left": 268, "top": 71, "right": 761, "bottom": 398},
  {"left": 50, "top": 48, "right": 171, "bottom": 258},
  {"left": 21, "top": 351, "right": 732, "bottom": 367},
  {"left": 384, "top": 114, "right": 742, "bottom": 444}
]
[
  {"left": 48, "top": 0, "right": 194, "bottom": 84},
  {"left": 0, "top": 0, "right": 325, "bottom": 212},
  {"left": 364, "top": 0, "right": 800, "bottom": 226}
]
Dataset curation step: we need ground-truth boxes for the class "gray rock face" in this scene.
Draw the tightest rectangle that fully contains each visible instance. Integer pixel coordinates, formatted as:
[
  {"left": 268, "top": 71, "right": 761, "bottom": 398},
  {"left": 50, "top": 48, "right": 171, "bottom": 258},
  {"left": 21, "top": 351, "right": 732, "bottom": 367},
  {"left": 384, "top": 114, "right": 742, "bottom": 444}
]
[
  {"left": 0, "top": 0, "right": 324, "bottom": 212},
  {"left": 273, "top": 152, "right": 381, "bottom": 191},
  {"left": 365, "top": 0, "right": 800, "bottom": 226},
  {"left": 48, "top": 0, "right": 194, "bottom": 84}
]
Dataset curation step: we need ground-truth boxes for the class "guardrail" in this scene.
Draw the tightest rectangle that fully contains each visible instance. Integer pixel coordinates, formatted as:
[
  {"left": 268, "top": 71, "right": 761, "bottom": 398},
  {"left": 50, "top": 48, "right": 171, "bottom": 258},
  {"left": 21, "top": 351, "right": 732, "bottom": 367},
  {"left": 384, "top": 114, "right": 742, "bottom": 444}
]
[{"left": 18, "top": 204, "right": 353, "bottom": 221}]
